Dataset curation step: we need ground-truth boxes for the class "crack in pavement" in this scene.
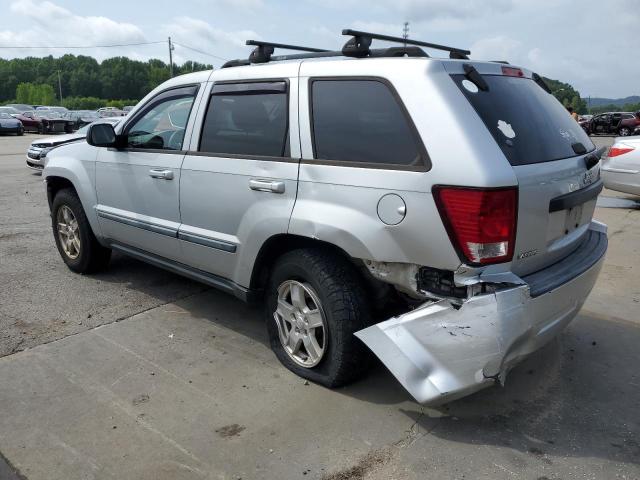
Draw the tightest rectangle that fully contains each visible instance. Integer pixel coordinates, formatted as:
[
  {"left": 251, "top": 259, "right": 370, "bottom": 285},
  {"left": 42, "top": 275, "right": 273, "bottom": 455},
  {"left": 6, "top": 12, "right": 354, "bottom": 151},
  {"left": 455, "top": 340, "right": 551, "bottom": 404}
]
[{"left": 0, "top": 287, "right": 211, "bottom": 359}]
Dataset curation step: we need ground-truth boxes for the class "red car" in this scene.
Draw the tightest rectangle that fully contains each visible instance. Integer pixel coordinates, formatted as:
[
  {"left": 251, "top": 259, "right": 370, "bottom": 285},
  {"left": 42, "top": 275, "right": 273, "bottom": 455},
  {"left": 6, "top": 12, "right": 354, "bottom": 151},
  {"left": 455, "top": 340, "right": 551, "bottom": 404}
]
[
  {"left": 618, "top": 112, "right": 640, "bottom": 137},
  {"left": 12, "top": 111, "right": 45, "bottom": 133}
]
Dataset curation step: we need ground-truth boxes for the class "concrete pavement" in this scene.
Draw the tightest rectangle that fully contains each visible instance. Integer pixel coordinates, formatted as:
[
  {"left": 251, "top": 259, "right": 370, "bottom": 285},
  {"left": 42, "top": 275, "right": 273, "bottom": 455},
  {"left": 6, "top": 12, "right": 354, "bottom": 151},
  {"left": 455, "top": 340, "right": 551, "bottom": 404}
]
[{"left": 0, "top": 134, "right": 638, "bottom": 480}]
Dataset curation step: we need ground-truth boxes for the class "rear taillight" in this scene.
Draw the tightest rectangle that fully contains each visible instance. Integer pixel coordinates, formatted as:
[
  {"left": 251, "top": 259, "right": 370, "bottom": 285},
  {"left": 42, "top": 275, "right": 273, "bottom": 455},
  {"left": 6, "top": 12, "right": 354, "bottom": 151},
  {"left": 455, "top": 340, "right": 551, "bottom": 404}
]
[
  {"left": 608, "top": 146, "right": 634, "bottom": 157},
  {"left": 433, "top": 186, "right": 518, "bottom": 265}
]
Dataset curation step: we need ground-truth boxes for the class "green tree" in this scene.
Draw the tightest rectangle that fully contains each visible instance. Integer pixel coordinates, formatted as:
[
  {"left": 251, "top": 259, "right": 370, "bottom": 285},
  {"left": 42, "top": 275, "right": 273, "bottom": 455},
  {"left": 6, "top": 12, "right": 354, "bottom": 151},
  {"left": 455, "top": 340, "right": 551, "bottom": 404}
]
[
  {"left": 543, "top": 77, "right": 588, "bottom": 114},
  {"left": 0, "top": 54, "right": 212, "bottom": 105}
]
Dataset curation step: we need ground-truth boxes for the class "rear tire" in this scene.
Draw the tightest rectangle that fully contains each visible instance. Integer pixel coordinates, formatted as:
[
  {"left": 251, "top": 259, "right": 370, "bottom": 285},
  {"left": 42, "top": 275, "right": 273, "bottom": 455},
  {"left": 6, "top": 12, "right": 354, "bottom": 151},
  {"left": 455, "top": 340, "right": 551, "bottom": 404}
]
[
  {"left": 51, "top": 188, "right": 111, "bottom": 273},
  {"left": 265, "top": 248, "right": 371, "bottom": 388},
  {"left": 619, "top": 127, "right": 631, "bottom": 137}
]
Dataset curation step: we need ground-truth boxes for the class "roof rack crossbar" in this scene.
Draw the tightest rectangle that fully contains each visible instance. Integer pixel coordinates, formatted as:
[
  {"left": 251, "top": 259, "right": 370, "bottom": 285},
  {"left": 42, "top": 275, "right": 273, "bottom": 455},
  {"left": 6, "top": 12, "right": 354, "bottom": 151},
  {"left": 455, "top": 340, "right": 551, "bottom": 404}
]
[
  {"left": 245, "top": 40, "right": 329, "bottom": 53},
  {"left": 245, "top": 40, "right": 329, "bottom": 64},
  {"left": 341, "top": 29, "right": 470, "bottom": 58}
]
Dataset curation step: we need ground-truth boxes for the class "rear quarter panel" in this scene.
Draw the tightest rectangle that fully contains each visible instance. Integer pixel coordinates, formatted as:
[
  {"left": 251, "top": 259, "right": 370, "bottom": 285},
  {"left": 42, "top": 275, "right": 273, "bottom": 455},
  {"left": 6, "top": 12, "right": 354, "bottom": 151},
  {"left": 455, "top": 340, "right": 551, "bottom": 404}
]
[{"left": 292, "top": 58, "right": 517, "bottom": 271}]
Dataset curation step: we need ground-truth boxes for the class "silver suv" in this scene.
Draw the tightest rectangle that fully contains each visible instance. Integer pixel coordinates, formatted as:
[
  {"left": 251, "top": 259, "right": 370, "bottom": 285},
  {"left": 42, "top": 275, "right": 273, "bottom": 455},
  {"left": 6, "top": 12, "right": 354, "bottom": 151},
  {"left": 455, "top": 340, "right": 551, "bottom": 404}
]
[{"left": 42, "top": 31, "right": 607, "bottom": 404}]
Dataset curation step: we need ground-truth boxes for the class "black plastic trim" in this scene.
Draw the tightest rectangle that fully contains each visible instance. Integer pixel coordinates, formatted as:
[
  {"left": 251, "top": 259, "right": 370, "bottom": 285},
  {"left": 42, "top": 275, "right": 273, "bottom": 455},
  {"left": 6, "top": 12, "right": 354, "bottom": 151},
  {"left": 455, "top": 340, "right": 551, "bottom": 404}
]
[
  {"left": 548, "top": 179, "right": 603, "bottom": 213},
  {"left": 178, "top": 231, "right": 237, "bottom": 253},
  {"left": 523, "top": 229, "right": 607, "bottom": 298},
  {"left": 109, "top": 242, "right": 251, "bottom": 302},
  {"left": 185, "top": 150, "right": 299, "bottom": 163},
  {"left": 97, "top": 210, "right": 177, "bottom": 237}
]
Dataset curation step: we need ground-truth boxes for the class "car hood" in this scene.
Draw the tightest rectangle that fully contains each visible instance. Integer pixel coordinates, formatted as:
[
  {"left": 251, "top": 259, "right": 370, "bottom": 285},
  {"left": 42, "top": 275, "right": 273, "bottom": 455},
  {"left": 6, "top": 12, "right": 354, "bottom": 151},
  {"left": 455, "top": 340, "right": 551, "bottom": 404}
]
[{"left": 31, "top": 132, "right": 85, "bottom": 148}]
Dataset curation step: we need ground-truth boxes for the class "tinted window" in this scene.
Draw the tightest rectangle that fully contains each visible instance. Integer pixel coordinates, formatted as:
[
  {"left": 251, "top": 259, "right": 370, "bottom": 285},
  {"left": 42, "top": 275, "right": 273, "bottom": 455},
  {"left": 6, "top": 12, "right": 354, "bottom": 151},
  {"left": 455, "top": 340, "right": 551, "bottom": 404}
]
[
  {"left": 311, "top": 80, "right": 422, "bottom": 166},
  {"left": 199, "top": 83, "right": 288, "bottom": 157},
  {"left": 453, "top": 74, "right": 595, "bottom": 165},
  {"left": 127, "top": 94, "right": 195, "bottom": 150}
]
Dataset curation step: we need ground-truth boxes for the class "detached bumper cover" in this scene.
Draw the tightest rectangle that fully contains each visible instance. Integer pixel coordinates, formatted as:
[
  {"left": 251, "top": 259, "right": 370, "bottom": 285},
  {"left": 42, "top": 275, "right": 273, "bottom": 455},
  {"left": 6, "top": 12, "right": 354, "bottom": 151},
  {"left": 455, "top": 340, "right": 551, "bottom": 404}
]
[{"left": 356, "top": 224, "right": 607, "bottom": 405}]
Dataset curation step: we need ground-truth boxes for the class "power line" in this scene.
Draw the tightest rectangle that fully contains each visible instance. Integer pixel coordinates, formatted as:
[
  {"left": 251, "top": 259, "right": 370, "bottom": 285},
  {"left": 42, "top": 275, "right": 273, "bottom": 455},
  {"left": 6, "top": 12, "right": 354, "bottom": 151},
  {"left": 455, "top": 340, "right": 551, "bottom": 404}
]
[
  {"left": 172, "top": 42, "right": 229, "bottom": 62},
  {"left": 0, "top": 41, "right": 165, "bottom": 49}
]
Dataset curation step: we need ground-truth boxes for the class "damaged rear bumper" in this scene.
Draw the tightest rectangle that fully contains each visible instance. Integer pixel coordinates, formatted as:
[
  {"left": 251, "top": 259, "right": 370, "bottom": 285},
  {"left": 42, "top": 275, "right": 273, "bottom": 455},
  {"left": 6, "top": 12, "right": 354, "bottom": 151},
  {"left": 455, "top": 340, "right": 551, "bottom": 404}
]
[{"left": 356, "top": 224, "right": 608, "bottom": 405}]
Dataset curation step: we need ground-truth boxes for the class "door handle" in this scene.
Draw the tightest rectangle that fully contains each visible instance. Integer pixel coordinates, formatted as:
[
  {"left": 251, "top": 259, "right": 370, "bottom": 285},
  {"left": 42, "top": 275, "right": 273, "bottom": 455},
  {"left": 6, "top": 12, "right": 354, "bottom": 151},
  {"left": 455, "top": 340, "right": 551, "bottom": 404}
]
[
  {"left": 249, "top": 178, "right": 285, "bottom": 194},
  {"left": 149, "top": 169, "right": 174, "bottom": 180}
]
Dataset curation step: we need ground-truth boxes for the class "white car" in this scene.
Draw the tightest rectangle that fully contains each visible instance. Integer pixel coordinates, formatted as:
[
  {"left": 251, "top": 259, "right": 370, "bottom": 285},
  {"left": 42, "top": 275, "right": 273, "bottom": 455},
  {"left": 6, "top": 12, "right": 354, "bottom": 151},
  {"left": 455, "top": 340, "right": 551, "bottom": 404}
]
[
  {"left": 602, "top": 136, "right": 640, "bottom": 195},
  {"left": 26, "top": 118, "right": 121, "bottom": 171}
]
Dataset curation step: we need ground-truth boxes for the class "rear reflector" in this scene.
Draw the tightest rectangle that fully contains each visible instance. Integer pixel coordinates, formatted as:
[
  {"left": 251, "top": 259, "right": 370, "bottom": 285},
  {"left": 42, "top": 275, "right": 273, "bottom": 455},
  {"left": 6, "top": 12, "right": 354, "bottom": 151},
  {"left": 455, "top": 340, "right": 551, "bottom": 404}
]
[
  {"left": 501, "top": 66, "right": 524, "bottom": 77},
  {"left": 608, "top": 146, "right": 634, "bottom": 157},
  {"left": 433, "top": 186, "right": 518, "bottom": 265}
]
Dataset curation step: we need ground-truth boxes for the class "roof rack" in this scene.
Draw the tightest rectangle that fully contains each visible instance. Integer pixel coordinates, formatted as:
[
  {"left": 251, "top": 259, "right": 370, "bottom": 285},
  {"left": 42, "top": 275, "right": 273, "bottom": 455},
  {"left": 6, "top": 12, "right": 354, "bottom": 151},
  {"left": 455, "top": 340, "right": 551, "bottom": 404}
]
[
  {"left": 220, "top": 29, "right": 470, "bottom": 68},
  {"left": 341, "top": 29, "right": 470, "bottom": 59}
]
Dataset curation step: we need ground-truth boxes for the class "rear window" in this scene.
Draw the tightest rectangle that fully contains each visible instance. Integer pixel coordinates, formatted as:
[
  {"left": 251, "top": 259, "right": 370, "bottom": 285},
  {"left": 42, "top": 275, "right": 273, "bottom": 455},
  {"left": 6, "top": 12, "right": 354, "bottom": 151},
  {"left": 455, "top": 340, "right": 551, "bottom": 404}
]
[
  {"left": 453, "top": 74, "right": 594, "bottom": 166},
  {"left": 311, "top": 80, "right": 425, "bottom": 167}
]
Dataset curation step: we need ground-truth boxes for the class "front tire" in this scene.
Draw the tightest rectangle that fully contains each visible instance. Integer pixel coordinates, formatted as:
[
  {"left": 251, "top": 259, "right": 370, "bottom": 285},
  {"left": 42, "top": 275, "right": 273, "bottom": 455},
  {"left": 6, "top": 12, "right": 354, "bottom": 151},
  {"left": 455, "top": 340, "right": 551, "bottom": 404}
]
[
  {"left": 265, "top": 248, "right": 371, "bottom": 388},
  {"left": 619, "top": 127, "right": 631, "bottom": 137},
  {"left": 51, "top": 188, "right": 111, "bottom": 273}
]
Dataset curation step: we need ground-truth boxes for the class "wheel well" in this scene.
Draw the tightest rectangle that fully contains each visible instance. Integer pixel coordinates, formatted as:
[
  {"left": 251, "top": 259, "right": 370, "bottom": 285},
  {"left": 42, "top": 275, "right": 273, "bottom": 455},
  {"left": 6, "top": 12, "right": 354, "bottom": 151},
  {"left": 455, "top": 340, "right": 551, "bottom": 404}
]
[
  {"left": 46, "top": 176, "right": 76, "bottom": 210},
  {"left": 249, "top": 234, "right": 357, "bottom": 292}
]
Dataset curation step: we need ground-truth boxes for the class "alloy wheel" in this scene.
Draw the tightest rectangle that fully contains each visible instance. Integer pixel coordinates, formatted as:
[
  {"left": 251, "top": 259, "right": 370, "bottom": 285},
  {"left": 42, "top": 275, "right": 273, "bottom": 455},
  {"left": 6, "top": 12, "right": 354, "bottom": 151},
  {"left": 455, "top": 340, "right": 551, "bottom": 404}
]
[
  {"left": 273, "top": 280, "right": 327, "bottom": 368},
  {"left": 56, "top": 205, "right": 81, "bottom": 259}
]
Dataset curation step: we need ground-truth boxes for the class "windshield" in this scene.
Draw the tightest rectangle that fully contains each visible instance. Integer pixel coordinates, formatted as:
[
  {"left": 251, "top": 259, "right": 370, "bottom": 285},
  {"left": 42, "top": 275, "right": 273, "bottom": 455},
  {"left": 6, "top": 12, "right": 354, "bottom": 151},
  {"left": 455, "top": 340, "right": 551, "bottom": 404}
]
[
  {"left": 452, "top": 74, "right": 595, "bottom": 166},
  {"left": 0, "top": 107, "right": 20, "bottom": 115}
]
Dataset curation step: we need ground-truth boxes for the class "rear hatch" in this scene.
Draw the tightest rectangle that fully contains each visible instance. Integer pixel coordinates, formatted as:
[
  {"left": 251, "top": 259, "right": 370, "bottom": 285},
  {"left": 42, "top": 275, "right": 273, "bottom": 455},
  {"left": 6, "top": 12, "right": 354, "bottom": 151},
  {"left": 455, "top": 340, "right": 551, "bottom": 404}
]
[{"left": 450, "top": 65, "right": 601, "bottom": 276}]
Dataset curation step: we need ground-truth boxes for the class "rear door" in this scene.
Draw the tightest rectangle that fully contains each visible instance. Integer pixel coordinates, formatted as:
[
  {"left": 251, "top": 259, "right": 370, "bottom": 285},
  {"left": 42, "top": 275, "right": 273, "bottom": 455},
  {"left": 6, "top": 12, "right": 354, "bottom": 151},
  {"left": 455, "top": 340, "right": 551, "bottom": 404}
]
[
  {"left": 451, "top": 69, "right": 601, "bottom": 275},
  {"left": 178, "top": 65, "right": 300, "bottom": 286}
]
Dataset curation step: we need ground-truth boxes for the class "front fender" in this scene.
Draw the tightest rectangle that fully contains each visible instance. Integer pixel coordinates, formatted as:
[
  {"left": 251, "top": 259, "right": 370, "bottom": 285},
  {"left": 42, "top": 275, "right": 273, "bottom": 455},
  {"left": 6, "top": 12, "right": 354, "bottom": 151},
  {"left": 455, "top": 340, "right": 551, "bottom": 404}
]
[{"left": 43, "top": 144, "right": 101, "bottom": 239}]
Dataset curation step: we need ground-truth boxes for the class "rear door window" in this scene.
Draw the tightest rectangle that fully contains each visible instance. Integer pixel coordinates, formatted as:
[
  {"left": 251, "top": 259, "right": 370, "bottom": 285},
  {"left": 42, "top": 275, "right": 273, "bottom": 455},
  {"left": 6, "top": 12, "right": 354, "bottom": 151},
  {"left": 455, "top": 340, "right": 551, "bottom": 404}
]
[
  {"left": 199, "top": 81, "right": 289, "bottom": 157},
  {"left": 310, "top": 79, "right": 426, "bottom": 168},
  {"left": 452, "top": 74, "right": 595, "bottom": 165}
]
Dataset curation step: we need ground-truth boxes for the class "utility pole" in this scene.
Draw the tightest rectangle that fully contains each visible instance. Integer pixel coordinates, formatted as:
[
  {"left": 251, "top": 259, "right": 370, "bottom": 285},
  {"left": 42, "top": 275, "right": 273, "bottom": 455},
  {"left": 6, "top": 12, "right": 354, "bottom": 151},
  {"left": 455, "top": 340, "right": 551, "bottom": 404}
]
[
  {"left": 402, "top": 22, "right": 409, "bottom": 48},
  {"left": 57, "top": 70, "right": 63, "bottom": 104},
  {"left": 168, "top": 37, "right": 175, "bottom": 77}
]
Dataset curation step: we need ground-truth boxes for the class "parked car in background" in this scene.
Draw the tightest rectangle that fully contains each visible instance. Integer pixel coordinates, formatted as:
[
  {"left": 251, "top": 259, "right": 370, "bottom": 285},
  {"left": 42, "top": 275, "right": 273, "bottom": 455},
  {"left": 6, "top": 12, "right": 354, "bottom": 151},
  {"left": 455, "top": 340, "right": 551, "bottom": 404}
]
[
  {"left": 0, "top": 112, "right": 24, "bottom": 135},
  {"left": 37, "top": 111, "right": 75, "bottom": 133},
  {"left": 602, "top": 136, "right": 640, "bottom": 195},
  {"left": 617, "top": 112, "right": 640, "bottom": 137},
  {"left": 5, "top": 103, "right": 33, "bottom": 113},
  {"left": 97, "top": 107, "right": 126, "bottom": 118},
  {"left": 10, "top": 111, "right": 44, "bottom": 133},
  {"left": 36, "top": 106, "right": 69, "bottom": 114},
  {"left": 123, "top": 105, "right": 135, "bottom": 113},
  {"left": 26, "top": 117, "right": 121, "bottom": 171},
  {"left": 63, "top": 110, "right": 100, "bottom": 130},
  {"left": 0, "top": 106, "right": 22, "bottom": 115},
  {"left": 582, "top": 112, "right": 636, "bottom": 135}
]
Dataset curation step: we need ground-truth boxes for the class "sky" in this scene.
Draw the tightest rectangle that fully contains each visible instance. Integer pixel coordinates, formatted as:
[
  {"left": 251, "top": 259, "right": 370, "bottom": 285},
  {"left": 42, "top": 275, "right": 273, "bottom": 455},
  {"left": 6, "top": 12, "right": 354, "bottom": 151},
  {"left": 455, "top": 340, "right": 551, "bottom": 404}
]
[{"left": 0, "top": 0, "right": 638, "bottom": 99}]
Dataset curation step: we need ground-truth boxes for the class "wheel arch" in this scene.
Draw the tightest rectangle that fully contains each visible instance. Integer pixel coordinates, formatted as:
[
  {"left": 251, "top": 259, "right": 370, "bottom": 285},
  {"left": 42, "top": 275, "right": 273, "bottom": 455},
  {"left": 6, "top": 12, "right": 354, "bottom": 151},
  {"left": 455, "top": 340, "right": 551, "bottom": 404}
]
[
  {"left": 249, "top": 234, "right": 359, "bottom": 292},
  {"left": 44, "top": 159, "right": 103, "bottom": 241}
]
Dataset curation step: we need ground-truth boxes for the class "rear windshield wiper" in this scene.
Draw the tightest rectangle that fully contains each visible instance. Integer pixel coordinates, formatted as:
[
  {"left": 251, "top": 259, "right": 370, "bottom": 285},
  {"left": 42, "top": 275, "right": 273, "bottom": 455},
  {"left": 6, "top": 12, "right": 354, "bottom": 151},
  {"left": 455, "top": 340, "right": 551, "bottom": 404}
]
[
  {"left": 463, "top": 64, "right": 489, "bottom": 91},
  {"left": 572, "top": 142, "right": 587, "bottom": 155}
]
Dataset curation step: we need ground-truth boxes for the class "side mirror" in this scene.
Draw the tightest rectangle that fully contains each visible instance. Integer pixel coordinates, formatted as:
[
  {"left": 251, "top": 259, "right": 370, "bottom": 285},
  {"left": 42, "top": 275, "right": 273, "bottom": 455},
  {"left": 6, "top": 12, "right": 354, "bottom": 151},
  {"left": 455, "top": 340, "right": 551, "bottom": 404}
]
[{"left": 86, "top": 123, "right": 117, "bottom": 147}]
